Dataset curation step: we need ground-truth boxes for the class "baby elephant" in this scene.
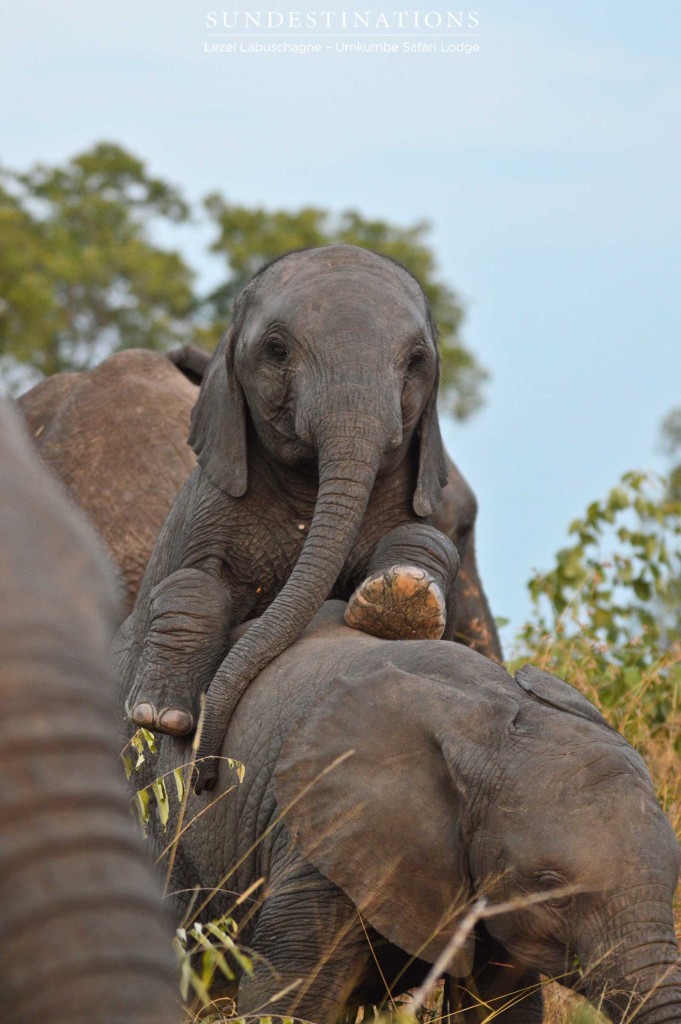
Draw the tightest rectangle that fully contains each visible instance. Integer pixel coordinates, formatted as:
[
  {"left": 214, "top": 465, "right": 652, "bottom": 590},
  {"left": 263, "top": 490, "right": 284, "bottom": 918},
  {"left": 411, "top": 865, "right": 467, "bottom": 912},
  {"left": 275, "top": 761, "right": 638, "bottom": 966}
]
[
  {"left": 141, "top": 604, "right": 681, "bottom": 1024},
  {"left": 117, "top": 244, "right": 461, "bottom": 791}
]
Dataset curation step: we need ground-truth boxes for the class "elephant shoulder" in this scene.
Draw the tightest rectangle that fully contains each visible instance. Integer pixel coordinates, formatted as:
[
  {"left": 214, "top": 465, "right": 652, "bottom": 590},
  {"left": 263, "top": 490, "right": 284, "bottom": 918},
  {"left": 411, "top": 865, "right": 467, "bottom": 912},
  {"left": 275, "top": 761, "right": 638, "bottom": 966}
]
[{"left": 18, "top": 369, "right": 81, "bottom": 442}]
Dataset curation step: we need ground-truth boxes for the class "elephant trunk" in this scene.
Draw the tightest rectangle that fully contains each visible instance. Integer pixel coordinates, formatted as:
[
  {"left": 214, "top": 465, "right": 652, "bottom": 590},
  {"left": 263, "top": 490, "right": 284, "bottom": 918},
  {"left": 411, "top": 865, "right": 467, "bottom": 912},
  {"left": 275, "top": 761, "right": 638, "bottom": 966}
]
[
  {"left": 630, "top": 974, "right": 681, "bottom": 1024},
  {"left": 579, "top": 904, "right": 681, "bottom": 1023},
  {"left": 196, "top": 411, "right": 394, "bottom": 787},
  {"left": 605, "top": 955, "right": 681, "bottom": 1023}
]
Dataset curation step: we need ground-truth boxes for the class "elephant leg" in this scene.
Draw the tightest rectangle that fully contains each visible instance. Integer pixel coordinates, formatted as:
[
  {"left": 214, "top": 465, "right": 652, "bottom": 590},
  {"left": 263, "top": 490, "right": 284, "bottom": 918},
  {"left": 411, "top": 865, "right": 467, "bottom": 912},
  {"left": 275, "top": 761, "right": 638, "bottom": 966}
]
[
  {"left": 474, "top": 965, "right": 543, "bottom": 1022},
  {"left": 345, "top": 523, "right": 460, "bottom": 641},
  {"left": 126, "top": 567, "right": 231, "bottom": 736},
  {"left": 446, "top": 937, "right": 544, "bottom": 1023},
  {"left": 238, "top": 869, "right": 370, "bottom": 1024}
]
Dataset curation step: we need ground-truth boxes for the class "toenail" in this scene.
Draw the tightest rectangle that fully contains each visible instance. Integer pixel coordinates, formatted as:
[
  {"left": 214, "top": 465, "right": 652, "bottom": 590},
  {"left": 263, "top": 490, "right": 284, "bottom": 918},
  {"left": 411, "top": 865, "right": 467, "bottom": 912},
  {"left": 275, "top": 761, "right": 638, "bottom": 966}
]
[
  {"left": 131, "top": 702, "right": 155, "bottom": 727},
  {"left": 158, "top": 708, "right": 194, "bottom": 735}
]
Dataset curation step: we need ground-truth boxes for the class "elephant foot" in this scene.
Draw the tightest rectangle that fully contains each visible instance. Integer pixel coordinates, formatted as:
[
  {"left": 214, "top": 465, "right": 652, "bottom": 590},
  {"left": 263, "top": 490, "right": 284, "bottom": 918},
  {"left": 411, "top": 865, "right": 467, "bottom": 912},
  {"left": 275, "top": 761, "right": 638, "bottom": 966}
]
[
  {"left": 344, "top": 565, "right": 447, "bottom": 640},
  {"left": 124, "top": 567, "right": 233, "bottom": 739},
  {"left": 129, "top": 700, "right": 194, "bottom": 736}
]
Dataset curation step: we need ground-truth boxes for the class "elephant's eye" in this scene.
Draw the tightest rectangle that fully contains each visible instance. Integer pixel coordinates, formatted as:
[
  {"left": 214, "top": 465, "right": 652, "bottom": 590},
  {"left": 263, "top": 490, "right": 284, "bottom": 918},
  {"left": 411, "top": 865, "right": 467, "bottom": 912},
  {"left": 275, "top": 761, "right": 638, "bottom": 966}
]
[
  {"left": 535, "top": 871, "right": 572, "bottom": 908},
  {"left": 406, "top": 349, "right": 427, "bottom": 375},
  {"left": 265, "top": 337, "right": 289, "bottom": 363}
]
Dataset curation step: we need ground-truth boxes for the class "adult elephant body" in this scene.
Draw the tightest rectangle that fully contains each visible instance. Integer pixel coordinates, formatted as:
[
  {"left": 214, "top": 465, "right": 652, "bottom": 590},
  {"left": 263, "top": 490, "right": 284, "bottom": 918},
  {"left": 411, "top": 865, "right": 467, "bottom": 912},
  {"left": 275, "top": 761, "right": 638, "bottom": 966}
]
[
  {"left": 138, "top": 603, "right": 681, "bottom": 1024},
  {"left": 0, "top": 399, "right": 179, "bottom": 1024},
  {"left": 18, "top": 346, "right": 197, "bottom": 617}
]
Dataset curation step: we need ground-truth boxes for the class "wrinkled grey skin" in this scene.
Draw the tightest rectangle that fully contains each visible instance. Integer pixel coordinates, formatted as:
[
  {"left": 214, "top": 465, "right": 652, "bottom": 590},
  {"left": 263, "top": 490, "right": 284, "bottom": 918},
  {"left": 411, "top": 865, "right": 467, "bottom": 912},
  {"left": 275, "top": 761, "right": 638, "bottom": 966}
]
[
  {"left": 115, "top": 244, "right": 493, "bottom": 791},
  {"left": 0, "top": 399, "right": 179, "bottom": 1024},
  {"left": 138, "top": 603, "right": 681, "bottom": 1024},
  {"left": 18, "top": 344, "right": 500, "bottom": 657},
  {"left": 18, "top": 347, "right": 197, "bottom": 617}
]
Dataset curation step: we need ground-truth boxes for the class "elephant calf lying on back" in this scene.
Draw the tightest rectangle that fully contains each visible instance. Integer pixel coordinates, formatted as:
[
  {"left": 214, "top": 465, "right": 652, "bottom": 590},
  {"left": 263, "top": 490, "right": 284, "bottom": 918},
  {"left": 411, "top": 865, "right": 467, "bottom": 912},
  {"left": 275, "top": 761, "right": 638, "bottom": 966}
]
[{"left": 138, "top": 603, "right": 681, "bottom": 1024}]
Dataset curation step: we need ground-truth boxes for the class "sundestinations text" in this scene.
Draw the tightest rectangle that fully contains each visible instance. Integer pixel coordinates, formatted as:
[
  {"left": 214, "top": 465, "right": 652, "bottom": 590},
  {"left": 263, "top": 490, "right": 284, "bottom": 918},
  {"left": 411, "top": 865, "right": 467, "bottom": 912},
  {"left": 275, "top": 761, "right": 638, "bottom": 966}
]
[{"left": 206, "top": 10, "right": 479, "bottom": 29}]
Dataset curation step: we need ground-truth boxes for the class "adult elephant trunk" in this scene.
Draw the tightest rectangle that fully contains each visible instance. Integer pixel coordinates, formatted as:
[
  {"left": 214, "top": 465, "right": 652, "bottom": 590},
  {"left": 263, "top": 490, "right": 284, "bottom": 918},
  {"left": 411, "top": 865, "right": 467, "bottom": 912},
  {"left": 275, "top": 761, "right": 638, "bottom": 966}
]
[
  {"left": 579, "top": 903, "right": 681, "bottom": 1023},
  {"left": 195, "top": 414, "right": 391, "bottom": 789}
]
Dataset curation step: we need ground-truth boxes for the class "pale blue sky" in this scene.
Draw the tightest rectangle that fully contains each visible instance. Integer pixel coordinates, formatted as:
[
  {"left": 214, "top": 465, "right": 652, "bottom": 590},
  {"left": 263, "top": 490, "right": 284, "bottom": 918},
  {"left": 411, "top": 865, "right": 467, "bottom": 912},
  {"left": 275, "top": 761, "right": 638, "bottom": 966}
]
[{"left": 3, "top": 1, "right": 680, "bottom": 645}]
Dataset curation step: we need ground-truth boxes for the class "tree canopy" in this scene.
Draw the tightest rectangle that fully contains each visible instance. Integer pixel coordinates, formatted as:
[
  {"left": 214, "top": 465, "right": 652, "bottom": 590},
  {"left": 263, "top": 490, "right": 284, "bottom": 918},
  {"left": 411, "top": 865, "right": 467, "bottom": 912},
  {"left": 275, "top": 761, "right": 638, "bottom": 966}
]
[
  {"left": 0, "top": 145, "right": 194, "bottom": 386},
  {"left": 0, "top": 143, "right": 486, "bottom": 415}
]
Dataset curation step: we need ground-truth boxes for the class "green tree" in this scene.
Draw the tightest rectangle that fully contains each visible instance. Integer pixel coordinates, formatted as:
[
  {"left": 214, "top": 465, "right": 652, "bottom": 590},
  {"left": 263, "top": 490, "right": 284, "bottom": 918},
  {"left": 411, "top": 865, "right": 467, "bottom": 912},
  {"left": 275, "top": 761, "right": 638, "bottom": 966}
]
[
  {"left": 0, "top": 144, "right": 194, "bottom": 386},
  {"left": 1, "top": 144, "right": 487, "bottom": 418},
  {"left": 660, "top": 406, "right": 681, "bottom": 502},
  {"left": 199, "top": 197, "right": 486, "bottom": 418}
]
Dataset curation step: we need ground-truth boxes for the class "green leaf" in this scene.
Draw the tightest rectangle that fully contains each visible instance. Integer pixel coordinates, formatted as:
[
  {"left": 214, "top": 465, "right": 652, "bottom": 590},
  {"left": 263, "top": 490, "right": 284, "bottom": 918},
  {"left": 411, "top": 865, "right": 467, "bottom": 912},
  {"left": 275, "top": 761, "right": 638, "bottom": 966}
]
[
  {"left": 131, "top": 731, "right": 146, "bottom": 769},
  {"left": 135, "top": 787, "right": 150, "bottom": 826},
  {"left": 141, "top": 728, "right": 157, "bottom": 753},
  {"left": 632, "top": 577, "right": 652, "bottom": 601},
  {"left": 151, "top": 777, "right": 170, "bottom": 827},
  {"left": 608, "top": 487, "right": 630, "bottom": 512},
  {"left": 172, "top": 767, "right": 185, "bottom": 801}
]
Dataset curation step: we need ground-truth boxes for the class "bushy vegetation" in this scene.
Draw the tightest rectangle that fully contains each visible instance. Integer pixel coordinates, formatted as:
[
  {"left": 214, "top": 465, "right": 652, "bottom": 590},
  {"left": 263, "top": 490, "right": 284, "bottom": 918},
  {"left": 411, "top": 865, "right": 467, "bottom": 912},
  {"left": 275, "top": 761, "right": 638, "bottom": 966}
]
[{"left": 515, "top": 471, "right": 681, "bottom": 738}]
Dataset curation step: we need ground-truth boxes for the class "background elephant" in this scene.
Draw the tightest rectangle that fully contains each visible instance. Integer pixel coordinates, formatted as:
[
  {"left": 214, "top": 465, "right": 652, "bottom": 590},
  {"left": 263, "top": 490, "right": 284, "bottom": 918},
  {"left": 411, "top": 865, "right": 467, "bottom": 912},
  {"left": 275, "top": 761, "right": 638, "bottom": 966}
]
[
  {"left": 18, "top": 346, "right": 198, "bottom": 617},
  {"left": 0, "top": 399, "right": 179, "bottom": 1024},
  {"left": 134, "top": 602, "right": 681, "bottom": 1024},
  {"left": 18, "top": 343, "right": 501, "bottom": 660}
]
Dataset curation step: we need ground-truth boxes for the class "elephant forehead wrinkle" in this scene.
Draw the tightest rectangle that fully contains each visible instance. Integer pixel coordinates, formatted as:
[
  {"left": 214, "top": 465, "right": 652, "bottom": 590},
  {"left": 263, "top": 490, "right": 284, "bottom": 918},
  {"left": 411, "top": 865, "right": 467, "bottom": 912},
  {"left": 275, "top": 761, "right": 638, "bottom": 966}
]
[{"left": 258, "top": 295, "right": 425, "bottom": 345}]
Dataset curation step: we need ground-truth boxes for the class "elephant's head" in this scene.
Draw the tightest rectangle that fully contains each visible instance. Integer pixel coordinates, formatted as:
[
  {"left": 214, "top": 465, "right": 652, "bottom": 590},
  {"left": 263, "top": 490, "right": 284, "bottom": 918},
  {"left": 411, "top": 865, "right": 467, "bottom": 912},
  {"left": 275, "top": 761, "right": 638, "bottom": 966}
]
[
  {"left": 190, "top": 243, "right": 447, "bottom": 565},
  {"left": 276, "top": 654, "right": 681, "bottom": 1023},
  {"left": 475, "top": 668, "right": 681, "bottom": 1022}
]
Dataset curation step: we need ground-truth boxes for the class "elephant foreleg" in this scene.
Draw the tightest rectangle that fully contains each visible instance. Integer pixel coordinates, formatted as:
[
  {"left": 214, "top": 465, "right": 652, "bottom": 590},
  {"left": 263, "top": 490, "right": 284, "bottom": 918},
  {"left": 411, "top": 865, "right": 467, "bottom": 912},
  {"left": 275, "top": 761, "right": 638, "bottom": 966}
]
[
  {"left": 238, "top": 870, "right": 370, "bottom": 1024},
  {"left": 345, "top": 523, "right": 460, "bottom": 641},
  {"left": 446, "top": 942, "right": 544, "bottom": 1023},
  {"left": 126, "top": 567, "right": 232, "bottom": 735}
]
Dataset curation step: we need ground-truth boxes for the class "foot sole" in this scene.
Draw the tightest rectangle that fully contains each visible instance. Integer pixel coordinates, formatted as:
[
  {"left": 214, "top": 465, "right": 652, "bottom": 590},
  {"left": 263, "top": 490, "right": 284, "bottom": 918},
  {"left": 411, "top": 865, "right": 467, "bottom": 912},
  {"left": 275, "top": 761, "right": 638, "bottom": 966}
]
[{"left": 344, "top": 565, "right": 446, "bottom": 641}]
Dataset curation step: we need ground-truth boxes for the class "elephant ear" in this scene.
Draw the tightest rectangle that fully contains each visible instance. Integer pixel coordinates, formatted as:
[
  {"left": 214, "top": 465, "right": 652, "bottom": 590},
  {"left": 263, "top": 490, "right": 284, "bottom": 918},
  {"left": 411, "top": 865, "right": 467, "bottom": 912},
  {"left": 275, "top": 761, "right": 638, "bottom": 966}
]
[
  {"left": 413, "top": 366, "right": 449, "bottom": 518},
  {"left": 188, "top": 327, "right": 248, "bottom": 497},
  {"left": 515, "top": 665, "right": 612, "bottom": 729},
  {"left": 275, "top": 665, "right": 475, "bottom": 976}
]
